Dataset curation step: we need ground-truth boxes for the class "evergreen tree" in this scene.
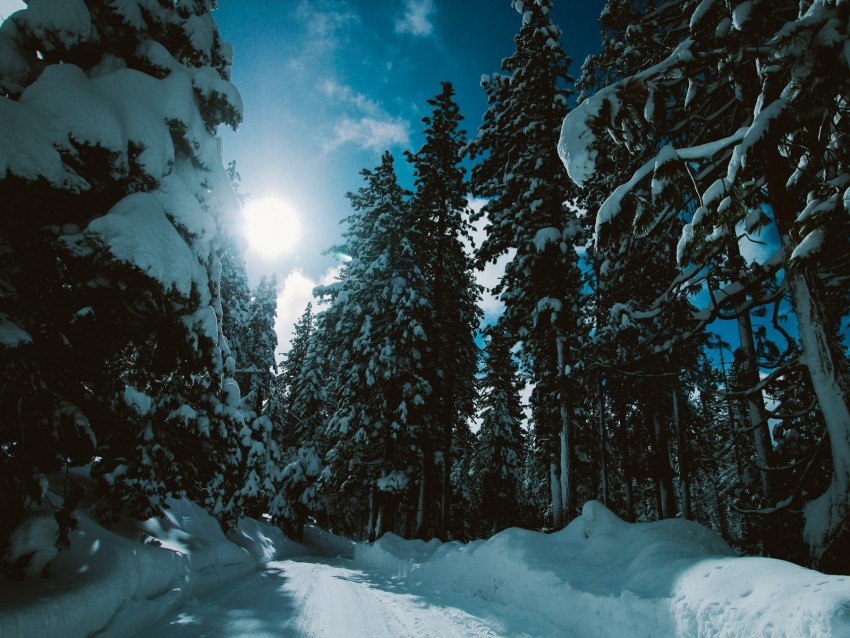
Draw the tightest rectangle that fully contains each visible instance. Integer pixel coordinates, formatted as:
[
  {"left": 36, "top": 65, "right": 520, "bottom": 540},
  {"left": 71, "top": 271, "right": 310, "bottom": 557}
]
[
  {"left": 468, "top": 0, "right": 586, "bottom": 527},
  {"left": 406, "top": 82, "right": 481, "bottom": 539},
  {"left": 473, "top": 322, "right": 526, "bottom": 534},
  {"left": 560, "top": 0, "right": 850, "bottom": 567},
  {"left": 0, "top": 0, "right": 244, "bottom": 570},
  {"left": 242, "top": 275, "right": 279, "bottom": 414},
  {"left": 277, "top": 302, "right": 314, "bottom": 446},
  {"left": 221, "top": 274, "right": 282, "bottom": 521},
  {"left": 316, "top": 152, "right": 431, "bottom": 541},
  {"left": 279, "top": 310, "right": 328, "bottom": 541},
  {"left": 219, "top": 237, "right": 253, "bottom": 382}
]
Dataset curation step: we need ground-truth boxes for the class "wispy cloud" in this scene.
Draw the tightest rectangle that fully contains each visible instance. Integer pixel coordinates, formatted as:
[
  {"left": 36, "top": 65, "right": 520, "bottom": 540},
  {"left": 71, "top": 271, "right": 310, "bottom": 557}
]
[
  {"left": 395, "top": 0, "right": 436, "bottom": 37},
  {"left": 321, "top": 80, "right": 384, "bottom": 117},
  {"left": 292, "top": 0, "right": 360, "bottom": 64},
  {"left": 321, "top": 80, "right": 411, "bottom": 152},
  {"left": 327, "top": 117, "right": 411, "bottom": 152}
]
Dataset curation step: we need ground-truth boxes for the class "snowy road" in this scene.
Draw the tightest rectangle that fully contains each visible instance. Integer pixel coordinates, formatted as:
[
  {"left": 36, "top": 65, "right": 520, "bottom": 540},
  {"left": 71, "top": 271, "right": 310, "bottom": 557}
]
[{"left": 132, "top": 556, "right": 515, "bottom": 638}]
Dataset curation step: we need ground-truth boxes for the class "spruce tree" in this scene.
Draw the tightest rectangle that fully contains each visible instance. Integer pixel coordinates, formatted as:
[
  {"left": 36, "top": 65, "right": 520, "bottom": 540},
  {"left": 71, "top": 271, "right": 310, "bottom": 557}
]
[
  {"left": 560, "top": 0, "right": 850, "bottom": 566},
  {"left": 468, "top": 0, "right": 586, "bottom": 527},
  {"left": 317, "top": 152, "right": 431, "bottom": 540},
  {"left": 279, "top": 310, "right": 328, "bottom": 541},
  {"left": 278, "top": 302, "right": 314, "bottom": 446},
  {"left": 220, "top": 274, "right": 282, "bottom": 521},
  {"left": 0, "top": 0, "right": 244, "bottom": 567},
  {"left": 219, "top": 237, "right": 253, "bottom": 382},
  {"left": 406, "top": 82, "right": 481, "bottom": 539},
  {"left": 473, "top": 322, "right": 526, "bottom": 535}
]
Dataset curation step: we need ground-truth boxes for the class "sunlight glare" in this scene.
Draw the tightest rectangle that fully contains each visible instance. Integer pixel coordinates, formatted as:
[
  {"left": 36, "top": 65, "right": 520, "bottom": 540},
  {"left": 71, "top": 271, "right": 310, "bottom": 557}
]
[{"left": 243, "top": 197, "right": 302, "bottom": 256}]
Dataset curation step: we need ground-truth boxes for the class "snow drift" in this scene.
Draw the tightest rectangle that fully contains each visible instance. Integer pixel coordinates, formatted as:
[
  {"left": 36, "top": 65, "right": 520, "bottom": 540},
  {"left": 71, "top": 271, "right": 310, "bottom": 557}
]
[
  {"left": 0, "top": 499, "right": 300, "bottom": 638},
  {"left": 3, "top": 500, "right": 849, "bottom": 637},
  {"left": 356, "top": 501, "right": 850, "bottom": 637}
]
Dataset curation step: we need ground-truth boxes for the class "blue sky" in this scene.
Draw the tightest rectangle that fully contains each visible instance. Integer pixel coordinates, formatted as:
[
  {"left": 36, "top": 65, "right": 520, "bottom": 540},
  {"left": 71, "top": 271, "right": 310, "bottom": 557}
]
[
  {"left": 0, "top": 0, "right": 606, "bottom": 350},
  {"left": 212, "top": 0, "right": 606, "bottom": 348}
]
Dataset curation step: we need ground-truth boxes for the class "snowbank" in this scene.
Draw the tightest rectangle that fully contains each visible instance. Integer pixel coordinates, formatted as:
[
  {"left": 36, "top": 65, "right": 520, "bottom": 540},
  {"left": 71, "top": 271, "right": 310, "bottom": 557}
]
[
  {"left": 302, "top": 524, "right": 357, "bottom": 559},
  {"left": 356, "top": 501, "right": 850, "bottom": 637},
  {"left": 0, "top": 499, "right": 302, "bottom": 638}
]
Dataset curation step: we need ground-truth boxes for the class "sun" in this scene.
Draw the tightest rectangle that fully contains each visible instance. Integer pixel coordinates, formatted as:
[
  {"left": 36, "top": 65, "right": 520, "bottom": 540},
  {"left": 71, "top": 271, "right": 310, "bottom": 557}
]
[{"left": 243, "top": 197, "right": 302, "bottom": 256}]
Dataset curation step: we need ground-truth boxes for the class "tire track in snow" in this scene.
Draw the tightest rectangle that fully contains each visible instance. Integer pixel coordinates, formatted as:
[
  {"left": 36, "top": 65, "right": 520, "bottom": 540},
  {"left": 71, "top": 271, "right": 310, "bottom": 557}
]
[
  {"left": 281, "top": 557, "right": 499, "bottom": 638},
  {"left": 132, "top": 555, "right": 505, "bottom": 637}
]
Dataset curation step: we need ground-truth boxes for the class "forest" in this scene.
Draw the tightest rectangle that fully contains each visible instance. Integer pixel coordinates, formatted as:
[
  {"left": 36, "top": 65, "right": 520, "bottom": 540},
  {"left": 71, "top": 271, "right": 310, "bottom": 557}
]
[{"left": 1, "top": 0, "right": 849, "bottom": 586}]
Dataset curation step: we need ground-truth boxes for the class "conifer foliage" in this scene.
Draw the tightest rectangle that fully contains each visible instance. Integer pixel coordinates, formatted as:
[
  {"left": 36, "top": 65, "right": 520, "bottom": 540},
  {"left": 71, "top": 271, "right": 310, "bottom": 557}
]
[
  {"left": 406, "top": 82, "right": 481, "bottom": 539},
  {"left": 0, "top": 0, "right": 245, "bottom": 572},
  {"left": 314, "top": 84, "right": 482, "bottom": 541},
  {"left": 316, "top": 151, "right": 432, "bottom": 540},
  {"left": 468, "top": 0, "right": 586, "bottom": 528},
  {"left": 3, "top": 0, "right": 849, "bottom": 582},
  {"left": 472, "top": 322, "right": 526, "bottom": 535},
  {"left": 560, "top": 0, "right": 850, "bottom": 568}
]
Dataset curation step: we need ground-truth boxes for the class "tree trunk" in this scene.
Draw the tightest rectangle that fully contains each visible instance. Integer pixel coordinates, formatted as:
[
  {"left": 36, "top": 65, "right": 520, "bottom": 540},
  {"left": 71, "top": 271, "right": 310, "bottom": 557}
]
[
  {"left": 647, "top": 406, "right": 663, "bottom": 518},
  {"left": 598, "top": 378, "right": 609, "bottom": 507},
  {"left": 556, "top": 334, "right": 576, "bottom": 522},
  {"left": 440, "top": 422, "right": 452, "bottom": 540},
  {"left": 736, "top": 306, "right": 776, "bottom": 502},
  {"left": 765, "top": 152, "right": 850, "bottom": 563},
  {"left": 550, "top": 461, "right": 563, "bottom": 528},
  {"left": 672, "top": 386, "right": 691, "bottom": 520},
  {"left": 712, "top": 478, "right": 729, "bottom": 541},
  {"left": 416, "top": 447, "right": 432, "bottom": 539},
  {"left": 788, "top": 265, "right": 850, "bottom": 561},
  {"left": 651, "top": 404, "right": 677, "bottom": 519},
  {"left": 368, "top": 488, "right": 379, "bottom": 543},
  {"left": 615, "top": 391, "right": 635, "bottom": 521}
]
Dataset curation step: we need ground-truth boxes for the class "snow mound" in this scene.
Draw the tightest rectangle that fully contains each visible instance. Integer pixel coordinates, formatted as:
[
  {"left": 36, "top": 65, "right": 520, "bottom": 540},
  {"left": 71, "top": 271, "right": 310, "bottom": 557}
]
[
  {"left": 355, "top": 532, "right": 443, "bottom": 577},
  {"left": 0, "top": 499, "right": 304, "bottom": 638},
  {"left": 355, "top": 501, "right": 850, "bottom": 637},
  {"left": 227, "top": 517, "right": 302, "bottom": 563},
  {"left": 302, "top": 524, "right": 356, "bottom": 559}
]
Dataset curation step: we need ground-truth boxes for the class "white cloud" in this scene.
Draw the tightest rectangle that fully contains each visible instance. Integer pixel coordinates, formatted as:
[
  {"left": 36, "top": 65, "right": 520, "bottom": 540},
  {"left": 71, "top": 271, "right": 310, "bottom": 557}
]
[
  {"left": 293, "top": 0, "right": 359, "bottom": 62},
  {"left": 275, "top": 265, "right": 342, "bottom": 362},
  {"left": 326, "top": 116, "right": 411, "bottom": 153},
  {"left": 322, "top": 80, "right": 382, "bottom": 116},
  {"left": 395, "top": 0, "right": 436, "bottom": 37},
  {"left": 321, "top": 80, "right": 411, "bottom": 152}
]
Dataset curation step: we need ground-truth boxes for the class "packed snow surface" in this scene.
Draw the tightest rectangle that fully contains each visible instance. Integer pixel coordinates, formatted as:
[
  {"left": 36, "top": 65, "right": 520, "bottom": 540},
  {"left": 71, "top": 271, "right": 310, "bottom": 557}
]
[{"left": 2, "top": 500, "right": 849, "bottom": 637}]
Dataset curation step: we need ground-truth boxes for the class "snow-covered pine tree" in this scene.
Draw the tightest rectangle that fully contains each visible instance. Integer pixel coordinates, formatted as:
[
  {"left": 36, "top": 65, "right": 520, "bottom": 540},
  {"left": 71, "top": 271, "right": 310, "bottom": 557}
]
[
  {"left": 219, "top": 158, "right": 251, "bottom": 377},
  {"left": 468, "top": 0, "right": 586, "bottom": 528},
  {"left": 277, "top": 302, "right": 314, "bottom": 448},
  {"left": 472, "top": 321, "right": 526, "bottom": 535},
  {"left": 219, "top": 274, "right": 283, "bottom": 521},
  {"left": 0, "top": 0, "right": 244, "bottom": 568},
  {"left": 560, "top": 0, "right": 850, "bottom": 568},
  {"left": 278, "top": 309, "right": 328, "bottom": 541},
  {"left": 573, "top": 0, "right": 725, "bottom": 526},
  {"left": 448, "top": 422, "right": 479, "bottom": 540},
  {"left": 242, "top": 275, "right": 279, "bottom": 413},
  {"left": 406, "top": 82, "right": 481, "bottom": 540},
  {"left": 316, "top": 152, "right": 431, "bottom": 540},
  {"left": 219, "top": 236, "right": 253, "bottom": 381},
  {"left": 521, "top": 420, "right": 549, "bottom": 529}
]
